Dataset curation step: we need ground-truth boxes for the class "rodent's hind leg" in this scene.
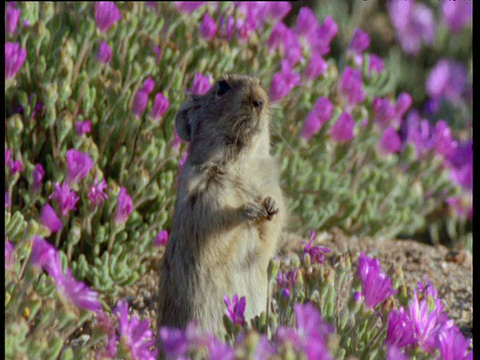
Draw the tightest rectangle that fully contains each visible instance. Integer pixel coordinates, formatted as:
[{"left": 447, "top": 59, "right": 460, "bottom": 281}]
[{"left": 263, "top": 196, "right": 279, "bottom": 221}]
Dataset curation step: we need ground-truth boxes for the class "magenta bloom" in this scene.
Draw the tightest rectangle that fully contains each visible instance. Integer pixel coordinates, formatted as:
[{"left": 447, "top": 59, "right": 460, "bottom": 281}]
[
  {"left": 276, "top": 303, "right": 333, "bottom": 360},
  {"left": 151, "top": 92, "right": 169, "bottom": 121},
  {"left": 387, "top": 0, "right": 435, "bottom": 56},
  {"left": 5, "top": 241, "right": 14, "bottom": 270},
  {"left": 95, "top": 2, "right": 121, "bottom": 33},
  {"left": 304, "top": 54, "right": 328, "bottom": 81},
  {"left": 114, "top": 187, "right": 133, "bottom": 224},
  {"left": 373, "top": 97, "right": 397, "bottom": 128},
  {"left": 302, "top": 231, "right": 330, "bottom": 264},
  {"left": 218, "top": 15, "right": 235, "bottom": 41},
  {"left": 200, "top": 12, "right": 217, "bottom": 41},
  {"left": 267, "top": 22, "right": 291, "bottom": 52},
  {"left": 269, "top": 61, "right": 301, "bottom": 103},
  {"left": 6, "top": 2, "right": 21, "bottom": 34},
  {"left": 385, "top": 307, "right": 416, "bottom": 348},
  {"left": 402, "top": 112, "right": 435, "bottom": 158},
  {"left": 408, "top": 291, "right": 442, "bottom": 353},
  {"left": 386, "top": 345, "right": 409, "bottom": 360},
  {"left": 441, "top": 1, "right": 472, "bottom": 34},
  {"left": 5, "top": 42, "right": 26, "bottom": 81},
  {"left": 309, "top": 16, "right": 338, "bottom": 56},
  {"left": 88, "top": 178, "right": 109, "bottom": 209},
  {"left": 437, "top": 325, "right": 473, "bottom": 360},
  {"left": 300, "top": 96, "right": 334, "bottom": 141},
  {"left": 208, "top": 338, "right": 235, "bottom": 360},
  {"left": 426, "top": 59, "right": 468, "bottom": 102},
  {"left": 159, "top": 327, "right": 189, "bottom": 357},
  {"left": 115, "top": 300, "right": 157, "bottom": 360},
  {"left": 76, "top": 120, "right": 92, "bottom": 135},
  {"left": 66, "top": 149, "right": 94, "bottom": 185},
  {"left": 40, "top": 204, "right": 63, "bottom": 233},
  {"left": 10, "top": 159, "right": 24, "bottom": 175},
  {"left": 379, "top": 127, "right": 402, "bottom": 155},
  {"left": 32, "top": 164, "right": 45, "bottom": 191},
  {"left": 265, "top": 2, "right": 291, "bottom": 24},
  {"left": 49, "top": 182, "right": 80, "bottom": 217},
  {"left": 96, "top": 40, "right": 112, "bottom": 64},
  {"left": 133, "top": 77, "right": 156, "bottom": 117},
  {"left": 294, "top": 7, "right": 318, "bottom": 41},
  {"left": 357, "top": 252, "right": 397, "bottom": 309},
  {"left": 153, "top": 230, "right": 169, "bottom": 247},
  {"left": 368, "top": 54, "right": 384, "bottom": 75},
  {"left": 394, "top": 92, "right": 413, "bottom": 120},
  {"left": 338, "top": 67, "right": 366, "bottom": 110},
  {"left": 57, "top": 266, "right": 102, "bottom": 312},
  {"left": 267, "top": 21, "right": 303, "bottom": 66},
  {"left": 30, "top": 236, "right": 58, "bottom": 272},
  {"left": 190, "top": 73, "right": 213, "bottom": 95},
  {"left": 224, "top": 294, "right": 246, "bottom": 326},
  {"left": 276, "top": 268, "right": 298, "bottom": 298},
  {"left": 328, "top": 112, "right": 355, "bottom": 143},
  {"left": 433, "top": 120, "right": 457, "bottom": 159},
  {"left": 174, "top": 2, "right": 204, "bottom": 14},
  {"left": 349, "top": 28, "right": 370, "bottom": 55}
]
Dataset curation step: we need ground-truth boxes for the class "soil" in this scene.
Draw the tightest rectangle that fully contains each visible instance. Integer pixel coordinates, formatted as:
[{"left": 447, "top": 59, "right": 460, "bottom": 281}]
[{"left": 121, "top": 230, "right": 473, "bottom": 341}]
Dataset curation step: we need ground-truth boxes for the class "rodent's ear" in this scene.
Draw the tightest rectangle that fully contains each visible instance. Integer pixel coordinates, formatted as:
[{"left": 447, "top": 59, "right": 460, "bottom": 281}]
[{"left": 175, "top": 99, "right": 198, "bottom": 142}]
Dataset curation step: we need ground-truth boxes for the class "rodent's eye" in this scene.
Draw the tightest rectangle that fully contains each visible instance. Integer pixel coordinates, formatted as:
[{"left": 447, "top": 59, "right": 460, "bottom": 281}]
[{"left": 216, "top": 80, "right": 231, "bottom": 97}]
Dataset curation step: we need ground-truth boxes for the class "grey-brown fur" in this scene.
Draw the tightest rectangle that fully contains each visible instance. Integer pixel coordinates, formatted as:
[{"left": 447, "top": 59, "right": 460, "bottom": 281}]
[{"left": 157, "top": 74, "right": 285, "bottom": 348}]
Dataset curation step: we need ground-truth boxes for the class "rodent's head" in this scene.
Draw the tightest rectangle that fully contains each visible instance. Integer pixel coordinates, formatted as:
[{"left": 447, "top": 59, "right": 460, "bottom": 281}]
[{"left": 175, "top": 74, "right": 271, "bottom": 163}]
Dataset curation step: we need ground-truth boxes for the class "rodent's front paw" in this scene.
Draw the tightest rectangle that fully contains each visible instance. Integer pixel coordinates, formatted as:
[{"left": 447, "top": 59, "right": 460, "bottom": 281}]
[
  {"left": 263, "top": 196, "right": 279, "bottom": 221},
  {"left": 244, "top": 202, "right": 268, "bottom": 221}
]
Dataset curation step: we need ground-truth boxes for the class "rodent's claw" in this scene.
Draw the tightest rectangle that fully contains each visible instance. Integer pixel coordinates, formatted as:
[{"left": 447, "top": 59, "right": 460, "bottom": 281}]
[
  {"left": 263, "top": 196, "right": 279, "bottom": 221},
  {"left": 244, "top": 202, "right": 268, "bottom": 221}
]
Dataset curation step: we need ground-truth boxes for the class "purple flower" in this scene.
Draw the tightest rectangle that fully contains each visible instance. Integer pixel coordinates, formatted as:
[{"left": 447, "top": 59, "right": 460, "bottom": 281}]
[
  {"left": 368, "top": 54, "right": 384, "bottom": 75},
  {"left": 6, "top": 2, "right": 21, "bottom": 34},
  {"left": 387, "top": 0, "right": 435, "bottom": 56},
  {"left": 159, "top": 327, "right": 188, "bottom": 357},
  {"left": 114, "top": 187, "right": 133, "bottom": 224},
  {"left": 200, "top": 12, "right": 217, "bottom": 41},
  {"left": 56, "top": 265, "right": 102, "bottom": 312},
  {"left": 277, "top": 303, "right": 333, "bottom": 360},
  {"left": 5, "top": 42, "right": 27, "bottom": 81},
  {"left": 40, "top": 204, "right": 63, "bottom": 233},
  {"left": 96, "top": 312, "right": 118, "bottom": 359},
  {"left": 190, "top": 73, "right": 213, "bottom": 95},
  {"left": 150, "top": 92, "right": 169, "bottom": 121},
  {"left": 49, "top": 182, "right": 80, "bottom": 217},
  {"left": 385, "top": 307, "right": 416, "bottom": 348},
  {"left": 265, "top": 2, "right": 291, "bottom": 24},
  {"left": 402, "top": 112, "right": 435, "bottom": 158},
  {"left": 300, "top": 96, "right": 334, "bottom": 141},
  {"left": 294, "top": 7, "right": 318, "bottom": 41},
  {"left": 115, "top": 300, "right": 157, "bottom": 360},
  {"left": 276, "top": 268, "right": 298, "bottom": 298},
  {"left": 96, "top": 40, "right": 112, "bottom": 64},
  {"left": 10, "top": 159, "right": 24, "bottom": 175},
  {"left": 373, "top": 97, "right": 397, "bottom": 128},
  {"left": 426, "top": 59, "right": 468, "bottom": 103},
  {"left": 302, "top": 231, "right": 330, "bottom": 264},
  {"left": 174, "top": 2, "right": 204, "bottom": 14},
  {"left": 394, "top": 92, "right": 413, "bottom": 120},
  {"left": 357, "top": 252, "right": 397, "bottom": 309},
  {"left": 153, "top": 230, "right": 169, "bottom": 247},
  {"left": 30, "top": 236, "right": 58, "bottom": 272},
  {"left": 133, "top": 78, "right": 156, "bottom": 117},
  {"left": 32, "top": 164, "right": 45, "bottom": 191},
  {"left": 304, "top": 54, "right": 328, "bottom": 81},
  {"left": 338, "top": 67, "right": 366, "bottom": 111},
  {"left": 437, "top": 325, "right": 473, "bottom": 360},
  {"left": 95, "top": 2, "right": 121, "bottom": 33},
  {"left": 309, "top": 16, "right": 338, "bottom": 56},
  {"left": 5, "top": 241, "right": 14, "bottom": 270},
  {"left": 218, "top": 15, "right": 235, "bottom": 41},
  {"left": 269, "top": 61, "right": 301, "bottom": 103},
  {"left": 408, "top": 291, "right": 442, "bottom": 353},
  {"left": 449, "top": 162, "right": 472, "bottom": 191},
  {"left": 76, "top": 120, "right": 92, "bottom": 136},
  {"left": 433, "top": 120, "right": 457, "bottom": 159},
  {"left": 379, "top": 127, "right": 402, "bottom": 155},
  {"left": 224, "top": 294, "right": 246, "bottom": 326},
  {"left": 328, "top": 112, "right": 355, "bottom": 143},
  {"left": 442, "top": 1, "right": 472, "bottom": 34},
  {"left": 386, "top": 344, "right": 409, "bottom": 360},
  {"left": 208, "top": 338, "right": 235, "bottom": 360},
  {"left": 66, "top": 149, "right": 94, "bottom": 185},
  {"left": 88, "top": 178, "right": 109, "bottom": 209},
  {"left": 349, "top": 28, "right": 370, "bottom": 55}
]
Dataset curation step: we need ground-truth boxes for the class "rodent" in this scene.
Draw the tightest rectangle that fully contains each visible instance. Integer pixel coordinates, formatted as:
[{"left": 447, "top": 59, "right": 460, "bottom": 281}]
[{"left": 157, "top": 74, "right": 285, "bottom": 339}]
